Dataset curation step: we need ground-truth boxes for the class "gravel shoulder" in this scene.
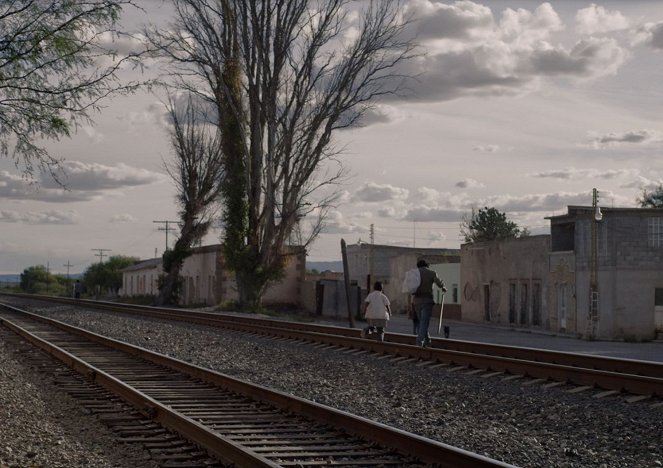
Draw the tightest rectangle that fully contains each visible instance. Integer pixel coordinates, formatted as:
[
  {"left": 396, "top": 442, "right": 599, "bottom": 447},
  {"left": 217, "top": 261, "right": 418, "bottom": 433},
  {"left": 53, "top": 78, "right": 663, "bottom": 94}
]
[
  {"left": 2, "top": 301, "right": 662, "bottom": 468},
  {"left": 0, "top": 328, "right": 158, "bottom": 468}
]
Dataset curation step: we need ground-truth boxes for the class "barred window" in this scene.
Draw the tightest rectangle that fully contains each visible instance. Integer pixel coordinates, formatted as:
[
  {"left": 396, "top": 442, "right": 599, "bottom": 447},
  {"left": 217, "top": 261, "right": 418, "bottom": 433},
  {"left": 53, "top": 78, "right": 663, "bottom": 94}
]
[{"left": 648, "top": 218, "right": 663, "bottom": 248}]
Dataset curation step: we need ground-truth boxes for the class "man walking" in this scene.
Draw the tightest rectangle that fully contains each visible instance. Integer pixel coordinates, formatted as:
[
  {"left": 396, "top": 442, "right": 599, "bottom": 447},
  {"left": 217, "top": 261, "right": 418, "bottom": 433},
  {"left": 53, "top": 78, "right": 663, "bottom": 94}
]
[{"left": 412, "top": 259, "right": 446, "bottom": 347}]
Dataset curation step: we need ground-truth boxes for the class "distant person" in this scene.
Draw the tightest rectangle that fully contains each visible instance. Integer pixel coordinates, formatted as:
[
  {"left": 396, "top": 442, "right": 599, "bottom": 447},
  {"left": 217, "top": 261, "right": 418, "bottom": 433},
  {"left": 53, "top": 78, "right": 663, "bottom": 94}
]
[
  {"left": 412, "top": 259, "right": 446, "bottom": 347},
  {"left": 73, "top": 280, "right": 83, "bottom": 299},
  {"left": 361, "top": 281, "right": 391, "bottom": 342}
]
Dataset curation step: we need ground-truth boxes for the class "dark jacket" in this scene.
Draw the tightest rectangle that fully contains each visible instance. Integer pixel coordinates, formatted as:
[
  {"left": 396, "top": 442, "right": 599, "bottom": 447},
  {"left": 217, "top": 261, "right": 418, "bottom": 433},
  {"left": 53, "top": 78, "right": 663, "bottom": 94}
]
[{"left": 413, "top": 267, "right": 444, "bottom": 305}]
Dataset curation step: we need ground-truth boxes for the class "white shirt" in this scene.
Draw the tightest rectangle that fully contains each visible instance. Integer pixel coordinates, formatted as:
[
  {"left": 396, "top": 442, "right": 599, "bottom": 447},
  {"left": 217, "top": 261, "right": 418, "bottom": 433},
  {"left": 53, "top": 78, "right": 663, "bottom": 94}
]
[{"left": 364, "top": 290, "right": 391, "bottom": 320}]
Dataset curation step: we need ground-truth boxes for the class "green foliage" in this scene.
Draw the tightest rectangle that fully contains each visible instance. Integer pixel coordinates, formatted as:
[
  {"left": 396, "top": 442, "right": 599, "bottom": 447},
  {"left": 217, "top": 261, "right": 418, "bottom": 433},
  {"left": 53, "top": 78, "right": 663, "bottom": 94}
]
[
  {"left": 0, "top": 1, "right": 140, "bottom": 178},
  {"left": 461, "top": 206, "right": 523, "bottom": 243},
  {"left": 19, "top": 265, "right": 70, "bottom": 295},
  {"left": 82, "top": 255, "right": 138, "bottom": 296},
  {"left": 637, "top": 184, "right": 663, "bottom": 208}
]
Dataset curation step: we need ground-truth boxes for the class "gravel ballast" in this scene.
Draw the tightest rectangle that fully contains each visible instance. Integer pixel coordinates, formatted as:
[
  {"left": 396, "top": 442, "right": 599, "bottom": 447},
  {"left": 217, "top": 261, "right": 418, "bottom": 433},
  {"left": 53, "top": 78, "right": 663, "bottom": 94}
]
[{"left": 1, "top": 301, "right": 662, "bottom": 468}]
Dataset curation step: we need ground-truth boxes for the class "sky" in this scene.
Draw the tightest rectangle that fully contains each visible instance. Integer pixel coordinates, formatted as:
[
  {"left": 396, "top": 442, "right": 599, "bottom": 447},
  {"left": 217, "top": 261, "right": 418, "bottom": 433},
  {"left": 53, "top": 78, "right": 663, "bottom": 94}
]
[{"left": 2, "top": 0, "right": 663, "bottom": 275}]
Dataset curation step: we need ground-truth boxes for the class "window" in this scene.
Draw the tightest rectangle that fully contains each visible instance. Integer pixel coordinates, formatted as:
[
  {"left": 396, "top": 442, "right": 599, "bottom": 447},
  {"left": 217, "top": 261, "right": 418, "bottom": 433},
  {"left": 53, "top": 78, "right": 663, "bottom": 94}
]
[
  {"left": 648, "top": 218, "right": 663, "bottom": 248},
  {"left": 452, "top": 284, "right": 458, "bottom": 303},
  {"left": 558, "top": 283, "right": 567, "bottom": 330},
  {"left": 508, "top": 283, "right": 516, "bottom": 324},
  {"left": 532, "top": 282, "right": 542, "bottom": 326},
  {"left": 519, "top": 282, "right": 529, "bottom": 325},
  {"left": 655, "top": 288, "right": 663, "bottom": 306}
]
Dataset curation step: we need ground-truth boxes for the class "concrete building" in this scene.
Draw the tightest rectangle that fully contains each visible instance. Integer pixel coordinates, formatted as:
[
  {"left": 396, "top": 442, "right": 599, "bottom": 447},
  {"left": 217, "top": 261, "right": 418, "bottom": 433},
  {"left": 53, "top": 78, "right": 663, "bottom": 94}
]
[
  {"left": 461, "top": 235, "right": 551, "bottom": 328},
  {"left": 460, "top": 206, "right": 663, "bottom": 340},
  {"left": 345, "top": 242, "right": 460, "bottom": 316},
  {"left": 548, "top": 206, "right": 663, "bottom": 340},
  {"left": 122, "top": 244, "right": 306, "bottom": 307}
]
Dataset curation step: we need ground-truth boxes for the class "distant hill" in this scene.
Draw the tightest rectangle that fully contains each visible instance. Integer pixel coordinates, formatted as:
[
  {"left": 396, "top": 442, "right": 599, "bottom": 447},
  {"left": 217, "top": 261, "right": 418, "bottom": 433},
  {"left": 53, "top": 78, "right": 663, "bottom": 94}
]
[
  {"left": 0, "top": 274, "right": 20, "bottom": 284},
  {"left": 307, "top": 260, "right": 343, "bottom": 273}
]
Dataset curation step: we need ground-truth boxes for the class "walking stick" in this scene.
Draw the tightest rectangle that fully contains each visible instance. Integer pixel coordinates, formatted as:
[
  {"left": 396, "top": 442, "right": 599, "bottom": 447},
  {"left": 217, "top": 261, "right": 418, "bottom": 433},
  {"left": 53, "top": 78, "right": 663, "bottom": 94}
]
[{"left": 437, "top": 292, "right": 445, "bottom": 335}]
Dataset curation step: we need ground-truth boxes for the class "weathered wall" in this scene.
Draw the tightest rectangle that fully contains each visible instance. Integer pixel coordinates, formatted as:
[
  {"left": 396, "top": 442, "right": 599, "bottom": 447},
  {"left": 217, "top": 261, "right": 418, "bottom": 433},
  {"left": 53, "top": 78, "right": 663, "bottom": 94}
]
[{"left": 460, "top": 235, "right": 551, "bottom": 327}]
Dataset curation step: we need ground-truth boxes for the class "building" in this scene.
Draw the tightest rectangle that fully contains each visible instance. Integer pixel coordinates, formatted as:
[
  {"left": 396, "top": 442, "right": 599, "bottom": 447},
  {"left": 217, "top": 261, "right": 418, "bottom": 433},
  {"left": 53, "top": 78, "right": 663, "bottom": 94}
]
[
  {"left": 548, "top": 206, "right": 663, "bottom": 340},
  {"left": 460, "top": 206, "right": 663, "bottom": 340},
  {"left": 461, "top": 235, "right": 551, "bottom": 327},
  {"left": 345, "top": 242, "right": 460, "bottom": 316},
  {"left": 122, "top": 244, "right": 306, "bottom": 307}
]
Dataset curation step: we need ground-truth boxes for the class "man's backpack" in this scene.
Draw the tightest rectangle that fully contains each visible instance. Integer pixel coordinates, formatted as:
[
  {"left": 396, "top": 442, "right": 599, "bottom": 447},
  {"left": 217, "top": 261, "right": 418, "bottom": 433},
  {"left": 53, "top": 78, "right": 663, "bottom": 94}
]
[{"left": 401, "top": 268, "right": 421, "bottom": 294}]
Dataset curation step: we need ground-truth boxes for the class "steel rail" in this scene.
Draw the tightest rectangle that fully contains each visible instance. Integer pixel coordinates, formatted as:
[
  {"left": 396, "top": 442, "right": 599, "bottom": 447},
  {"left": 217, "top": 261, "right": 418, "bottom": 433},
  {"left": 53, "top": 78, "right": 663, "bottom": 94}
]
[
  {"left": 0, "top": 303, "right": 514, "bottom": 468},
  {"left": 4, "top": 293, "right": 663, "bottom": 396}
]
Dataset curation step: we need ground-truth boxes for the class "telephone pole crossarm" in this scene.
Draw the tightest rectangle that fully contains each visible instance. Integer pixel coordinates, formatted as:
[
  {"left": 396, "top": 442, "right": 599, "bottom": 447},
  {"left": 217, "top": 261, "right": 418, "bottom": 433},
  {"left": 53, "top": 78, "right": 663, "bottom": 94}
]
[{"left": 153, "top": 220, "right": 179, "bottom": 252}]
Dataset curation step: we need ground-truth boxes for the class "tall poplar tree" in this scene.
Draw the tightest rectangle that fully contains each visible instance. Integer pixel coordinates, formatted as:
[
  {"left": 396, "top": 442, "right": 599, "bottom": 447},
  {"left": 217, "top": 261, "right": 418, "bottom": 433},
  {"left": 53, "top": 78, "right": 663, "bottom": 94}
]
[{"left": 149, "top": 0, "right": 415, "bottom": 308}]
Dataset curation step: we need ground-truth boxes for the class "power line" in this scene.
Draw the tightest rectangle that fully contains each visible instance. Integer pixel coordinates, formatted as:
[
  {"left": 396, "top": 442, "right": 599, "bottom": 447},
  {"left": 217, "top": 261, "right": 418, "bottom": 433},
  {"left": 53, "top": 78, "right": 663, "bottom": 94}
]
[
  {"left": 63, "top": 261, "right": 73, "bottom": 280},
  {"left": 91, "top": 248, "right": 112, "bottom": 264},
  {"left": 153, "top": 220, "right": 179, "bottom": 252}
]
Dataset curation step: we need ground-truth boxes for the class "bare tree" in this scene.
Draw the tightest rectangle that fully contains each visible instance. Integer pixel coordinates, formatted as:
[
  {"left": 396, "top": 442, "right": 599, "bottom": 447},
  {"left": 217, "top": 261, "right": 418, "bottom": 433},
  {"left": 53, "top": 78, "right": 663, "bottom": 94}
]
[
  {"left": 156, "top": 94, "right": 225, "bottom": 305},
  {"left": 0, "top": 1, "right": 144, "bottom": 182},
  {"left": 149, "top": 0, "right": 415, "bottom": 308}
]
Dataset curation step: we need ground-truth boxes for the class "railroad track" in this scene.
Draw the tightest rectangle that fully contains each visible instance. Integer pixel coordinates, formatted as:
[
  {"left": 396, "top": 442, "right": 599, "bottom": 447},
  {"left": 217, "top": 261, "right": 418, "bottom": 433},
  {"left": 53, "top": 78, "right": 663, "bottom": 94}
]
[
  {"left": 0, "top": 302, "right": 513, "bottom": 467},
  {"left": 4, "top": 293, "right": 663, "bottom": 401}
]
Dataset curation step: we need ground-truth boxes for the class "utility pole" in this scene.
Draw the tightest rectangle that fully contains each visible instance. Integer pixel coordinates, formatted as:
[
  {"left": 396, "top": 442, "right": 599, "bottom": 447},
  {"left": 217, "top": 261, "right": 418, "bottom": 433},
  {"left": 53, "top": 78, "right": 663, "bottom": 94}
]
[
  {"left": 92, "top": 248, "right": 112, "bottom": 264},
  {"left": 368, "top": 224, "right": 374, "bottom": 290},
  {"left": 587, "top": 188, "right": 602, "bottom": 339},
  {"left": 63, "top": 261, "right": 73, "bottom": 280},
  {"left": 412, "top": 221, "right": 416, "bottom": 248},
  {"left": 153, "top": 220, "right": 179, "bottom": 252}
]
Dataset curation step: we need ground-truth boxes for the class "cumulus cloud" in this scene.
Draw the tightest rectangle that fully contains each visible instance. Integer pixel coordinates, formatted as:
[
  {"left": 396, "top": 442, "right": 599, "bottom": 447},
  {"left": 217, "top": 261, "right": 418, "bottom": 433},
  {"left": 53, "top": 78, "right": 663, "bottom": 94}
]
[
  {"left": 352, "top": 183, "right": 409, "bottom": 203},
  {"left": 0, "top": 209, "right": 80, "bottom": 225},
  {"left": 520, "top": 37, "right": 628, "bottom": 78},
  {"left": 483, "top": 191, "right": 595, "bottom": 212},
  {"left": 413, "top": 187, "right": 444, "bottom": 203},
  {"left": 575, "top": 4, "right": 628, "bottom": 35},
  {"left": 320, "top": 210, "right": 366, "bottom": 234},
  {"left": 0, "top": 171, "right": 92, "bottom": 202},
  {"left": 620, "top": 175, "right": 663, "bottom": 190},
  {"left": 455, "top": 178, "right": 484, "bottom": 189},
  {"left": 0, "top": 161, "right": 164, "bottom": 202},
  {"left": 587, "top": 129, "right": 662, "bottom": 148},
  {"left": 41, "top": 161, "right": 165, "bottom": 191},
  {"left": 404, "top": 207, "right": 464, "bottom": 222},
  {"left": 110, "top": 214, "right": 137, "bottom": 223},
  {"left": 392, "top": 1, "right": 629, "bottom": 103},
  {"left": 530, "top": 168, "right": 637, "bottom": 180},
  {"left": 632, "top": 22, "right": 663, "bottom": 49},
  {"left": 473, "top": 144, "right": 500, "bottom": 153}
]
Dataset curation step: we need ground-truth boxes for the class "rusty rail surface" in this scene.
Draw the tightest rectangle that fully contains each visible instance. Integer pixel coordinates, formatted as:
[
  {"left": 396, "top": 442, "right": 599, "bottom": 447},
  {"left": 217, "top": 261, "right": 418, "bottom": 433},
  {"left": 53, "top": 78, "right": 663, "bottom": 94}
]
[
  {"left": 4, "top": 293, "right": 663, "bottom": 397},
  {"left": 0, "top": 303, "right": 513, "bottom": 468}
]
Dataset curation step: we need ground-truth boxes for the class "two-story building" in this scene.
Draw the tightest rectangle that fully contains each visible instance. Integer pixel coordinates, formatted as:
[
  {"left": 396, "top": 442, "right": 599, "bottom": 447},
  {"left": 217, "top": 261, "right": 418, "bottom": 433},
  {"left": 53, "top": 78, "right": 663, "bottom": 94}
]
[{"left": 460, "top": 206, "right": 663, "bottom": 340}]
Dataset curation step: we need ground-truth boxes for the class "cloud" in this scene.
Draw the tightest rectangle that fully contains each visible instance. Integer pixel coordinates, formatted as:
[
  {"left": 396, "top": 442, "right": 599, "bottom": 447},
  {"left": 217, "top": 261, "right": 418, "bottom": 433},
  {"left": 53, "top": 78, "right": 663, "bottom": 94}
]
[
  {"left": 41, "top": 161, "right": 165, "bottom": 191},
  {"left": 473, "top": 144, "right": 500, "bottom": 153},
  {"left": 392, "top": 2, "right": 629, "bottom": 103},
  {"left": 0, "top": 171, "right": 92, "bottom": 202},
  {"left": 530, "top": 168, "right": 637, "bottom": 180},
  {"left": 633, "top": 22, "right": 663, "bottom": 49},
  {"left": 404, "top": 207, "right": 464, "bottom": 222},
  {"left": 455, "top": 178, "right": 484, "bottom": 189},
  {"left": 587, "top": 129, "right": 662, "bottom": 148},
  {"left": 520, "top": 37, "right": 628, "bottom": 78},
  {"left": 320, "top": 210, "right": 366, "bottom": 234},
  {"left": 110, "top": 214, "right": 137, "bottom": 223},
  {"left": 0, "top": 209, "right": 80, "bottom": 225},
  {"left": 352, "top": 183, "right": 409, "bottom": 203},
  {"left": 81, "top": 125, "right": 105, "bottom": 143},
  {"left": 620, "top": 176, "right": 663, "bottom": 190},
  {"left": 575, "top": 4, "right": 628, "bottom": 35},
  {"left": 406, "top": 0, "right": 494, "bottom": 41},
  {"left": 482, "top": 191, "right": 595, "bottom": 212}
]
